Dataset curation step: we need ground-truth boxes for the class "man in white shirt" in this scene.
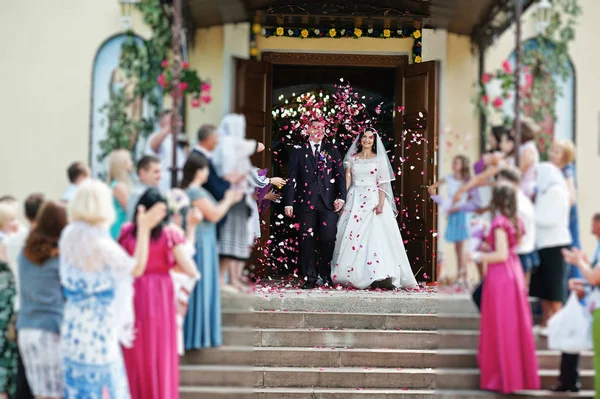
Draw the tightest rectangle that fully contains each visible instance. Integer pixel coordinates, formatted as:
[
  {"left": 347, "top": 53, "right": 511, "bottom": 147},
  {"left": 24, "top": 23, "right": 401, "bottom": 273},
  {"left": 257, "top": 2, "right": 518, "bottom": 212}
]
[
  {"left": 146, "top": 109, "right": 187, "bottom": 193},
  {"left": 126, "top": 155, "right": 162, "bottom": 221}
]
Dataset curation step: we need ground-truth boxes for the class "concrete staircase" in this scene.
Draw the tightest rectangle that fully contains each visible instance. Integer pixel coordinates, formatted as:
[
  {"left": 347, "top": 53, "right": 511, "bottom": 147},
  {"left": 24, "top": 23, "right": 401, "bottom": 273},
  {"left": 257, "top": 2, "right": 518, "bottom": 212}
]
[
  {"left": 180, "top": 291, "right": 255, "bottom": 398},
  {"left": 436, "top": 294, "right": 596, "bottom": 398},
  {"left": 251, "top": 289, "right": 437, "bottom": 398}
]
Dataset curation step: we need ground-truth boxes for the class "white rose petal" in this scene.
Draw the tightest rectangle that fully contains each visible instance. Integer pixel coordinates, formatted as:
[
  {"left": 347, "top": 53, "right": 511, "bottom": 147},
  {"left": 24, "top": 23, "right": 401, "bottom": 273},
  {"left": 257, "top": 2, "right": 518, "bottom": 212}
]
[{"left": 330, "top": 178, "right": 335, "bottom": 183}]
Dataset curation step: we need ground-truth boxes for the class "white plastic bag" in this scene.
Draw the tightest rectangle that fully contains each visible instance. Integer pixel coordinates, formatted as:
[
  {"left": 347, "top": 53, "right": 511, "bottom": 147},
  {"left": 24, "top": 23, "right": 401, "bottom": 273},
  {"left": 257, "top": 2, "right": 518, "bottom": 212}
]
[{"left": 547, "top": 292, "right": 593, "bottom": 354}]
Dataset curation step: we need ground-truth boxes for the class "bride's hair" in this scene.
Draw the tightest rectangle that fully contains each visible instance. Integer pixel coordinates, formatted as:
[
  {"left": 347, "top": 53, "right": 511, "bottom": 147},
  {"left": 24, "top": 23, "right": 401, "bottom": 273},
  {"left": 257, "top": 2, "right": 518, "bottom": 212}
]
[{"left": 356, "top": 130, "right": 378, "bottom": 155}]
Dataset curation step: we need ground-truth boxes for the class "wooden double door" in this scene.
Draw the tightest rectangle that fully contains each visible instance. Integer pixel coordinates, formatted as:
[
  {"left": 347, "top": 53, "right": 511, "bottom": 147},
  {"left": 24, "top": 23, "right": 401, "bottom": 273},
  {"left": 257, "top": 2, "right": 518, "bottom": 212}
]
[{"left": 233, "top": 53, "right": 439, "bottom": 282}]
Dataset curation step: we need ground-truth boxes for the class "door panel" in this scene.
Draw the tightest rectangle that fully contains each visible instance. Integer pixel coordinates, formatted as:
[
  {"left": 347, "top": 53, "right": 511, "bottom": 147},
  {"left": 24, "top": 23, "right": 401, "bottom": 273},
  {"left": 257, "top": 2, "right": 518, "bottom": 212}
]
[
  {"left": 395, "top": 61, "right": 439, "bottom": 282},
  {"left": 233, "top": 57, "right": 272, "bottom": 169}
]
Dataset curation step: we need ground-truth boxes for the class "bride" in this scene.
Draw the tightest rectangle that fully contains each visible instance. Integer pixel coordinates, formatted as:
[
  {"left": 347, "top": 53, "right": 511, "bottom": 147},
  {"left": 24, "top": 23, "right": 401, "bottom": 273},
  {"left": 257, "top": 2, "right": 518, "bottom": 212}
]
[{"left": 331, "top": 130, "right": 418, "bottom": 290}]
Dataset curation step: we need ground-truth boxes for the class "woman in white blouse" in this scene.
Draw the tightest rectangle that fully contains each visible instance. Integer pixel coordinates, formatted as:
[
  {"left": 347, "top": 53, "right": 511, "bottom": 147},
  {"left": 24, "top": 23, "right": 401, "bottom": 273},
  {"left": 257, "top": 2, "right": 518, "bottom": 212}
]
[{"left": 530, "top": 162, "right": 572, "bottom": 333}]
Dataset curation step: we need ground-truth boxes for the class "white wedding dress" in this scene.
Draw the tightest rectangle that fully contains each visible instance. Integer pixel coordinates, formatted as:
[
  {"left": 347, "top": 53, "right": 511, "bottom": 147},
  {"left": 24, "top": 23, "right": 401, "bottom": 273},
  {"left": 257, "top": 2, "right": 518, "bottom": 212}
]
[{"left": 331, "top": 154, "right": 418, "bottom": 290}]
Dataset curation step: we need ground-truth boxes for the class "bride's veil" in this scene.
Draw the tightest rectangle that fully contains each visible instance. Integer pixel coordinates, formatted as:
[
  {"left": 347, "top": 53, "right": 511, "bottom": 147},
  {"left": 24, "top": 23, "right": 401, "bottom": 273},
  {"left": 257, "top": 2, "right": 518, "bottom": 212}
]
[{"left": 344, "top": 132, "right": 398, "bottom": 217}]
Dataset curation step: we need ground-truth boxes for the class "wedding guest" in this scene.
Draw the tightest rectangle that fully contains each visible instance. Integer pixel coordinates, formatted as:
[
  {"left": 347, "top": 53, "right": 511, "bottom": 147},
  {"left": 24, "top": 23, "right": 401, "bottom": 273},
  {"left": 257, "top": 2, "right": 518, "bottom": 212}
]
[
  {"left": 126, "top": 155, "right": 162, "bottom": 221},
  {"left": 17, "top": 201, "right": 67, "bottom": 399},
  {"left": 552, "top": 213, "right": 600, "bottom": 392},
  {"left": 471, "top": 168, "right": 536, "bottom": 308},
  {"left": 214, "top": 115, "right": 265, "bottom": 291},
  {"left": 107, "top": 149, "right": 134, "bottom": 239},
  {"left": 516, "top": 119, "right": 540, "bottom": 199},
  {"left": 4, "top": 193, "right": 44, "bottom": 399},
  {"left": 119, "top": 188, "right": 199, "bottom": 399},
  {"left": 60, "top": 179, "right": 166, "bottom": 397},
  {"left": 530, "top": 162, "right": 571, "bottom": 334},
  {"left": 0, "top": 202, "right": 19, "bottom": 399},
  {"left": 146, "top": 110, "right": 187, "bottom": 193},
  {"left": 181, "top": 153, "right": 242, "bottom": 349},
  {"left": 62, "top": 161, "right": 90, "bottom": 201},
  {"left": 471, "top": 183, "right": 540, "bottom": 394},
  {"left": 428, "top": 155, "right": 471, "bottom": 286},
  {"left": 562, "top": 215, "right": 600, "bottom": 395}
]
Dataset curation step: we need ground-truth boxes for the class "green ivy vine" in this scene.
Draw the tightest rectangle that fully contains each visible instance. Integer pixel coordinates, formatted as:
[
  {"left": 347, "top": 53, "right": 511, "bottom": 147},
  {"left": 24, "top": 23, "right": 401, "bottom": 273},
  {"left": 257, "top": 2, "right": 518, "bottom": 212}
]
[{"left": 98, "top": 0, "right": 171, "bottom": 162}]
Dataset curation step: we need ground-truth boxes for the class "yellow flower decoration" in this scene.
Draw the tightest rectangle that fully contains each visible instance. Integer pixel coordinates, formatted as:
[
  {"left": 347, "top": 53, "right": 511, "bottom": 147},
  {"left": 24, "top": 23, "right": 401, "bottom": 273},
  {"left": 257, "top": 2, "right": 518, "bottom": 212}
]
[
  {"left": 354, "top": 28, "right": 363, "bottom": 37},
  {"left": 301, "top": 29, "right": 309, "bottom": 38},
  {"left": 383, "top": 29, "right": 391, "bottom": 38},
  {"left": 413, "top": 29, "right": 421, "bottom": 39},
  {"left": 415, "top": 55, "right": 422, "bottom": 63},
  {"left": 276, "top": 27, "right": 284, "bottom": 36},
  {"left": 252, "top": 24, "right": 261, "bottom": 34},
  {"left": 250, "top": 47, "right": 259, "bottom": 57},
  {"left": 329, "top": 28, "right": 337, "bottom": 37}
]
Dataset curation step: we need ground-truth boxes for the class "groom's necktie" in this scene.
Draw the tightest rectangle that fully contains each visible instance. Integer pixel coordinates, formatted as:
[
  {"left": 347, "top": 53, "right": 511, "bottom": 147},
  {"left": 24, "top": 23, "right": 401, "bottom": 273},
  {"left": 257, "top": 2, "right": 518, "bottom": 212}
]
[{"left": 314, "top": 144, "right": 320, "bottom": 158}]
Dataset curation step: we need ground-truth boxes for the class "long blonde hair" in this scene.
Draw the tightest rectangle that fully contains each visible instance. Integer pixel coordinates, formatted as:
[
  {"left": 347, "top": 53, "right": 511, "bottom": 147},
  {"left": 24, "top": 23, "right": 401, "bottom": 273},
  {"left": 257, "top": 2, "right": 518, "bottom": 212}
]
[{"left": 107, "top": 149, "right": 132, "bottom": 185}]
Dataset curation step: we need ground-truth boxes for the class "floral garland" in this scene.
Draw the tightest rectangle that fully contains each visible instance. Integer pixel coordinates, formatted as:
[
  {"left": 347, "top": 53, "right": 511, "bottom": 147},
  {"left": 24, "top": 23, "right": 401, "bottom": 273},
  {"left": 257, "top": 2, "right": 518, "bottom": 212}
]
[
  {"left": 158, "top": 60, "right": 212, "bottom": 108},
  {"left": 249, "top": 24, "right": 422, "bottom": 64}
]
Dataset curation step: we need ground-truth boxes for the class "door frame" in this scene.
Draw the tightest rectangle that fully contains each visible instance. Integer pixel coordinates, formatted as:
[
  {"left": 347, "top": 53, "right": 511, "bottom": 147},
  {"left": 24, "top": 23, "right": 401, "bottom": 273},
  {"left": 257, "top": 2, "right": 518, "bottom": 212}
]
[{"left": 257, "top": 51, "right": 439, "bottom": 280}]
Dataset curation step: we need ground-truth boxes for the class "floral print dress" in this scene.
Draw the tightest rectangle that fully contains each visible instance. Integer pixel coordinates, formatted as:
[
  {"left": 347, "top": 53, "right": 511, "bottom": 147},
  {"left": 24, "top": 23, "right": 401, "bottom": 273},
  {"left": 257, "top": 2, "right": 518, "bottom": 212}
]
[{"left": 59, "top": 222, "right": 136, "bottom": 399}]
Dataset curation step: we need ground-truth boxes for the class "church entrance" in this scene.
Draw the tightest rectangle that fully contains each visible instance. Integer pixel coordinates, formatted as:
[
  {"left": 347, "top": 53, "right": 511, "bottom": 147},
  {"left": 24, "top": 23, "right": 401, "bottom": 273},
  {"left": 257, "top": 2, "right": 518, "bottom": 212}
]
[{"left": 234, "top": 53, "right": 439, "bottom": 283}]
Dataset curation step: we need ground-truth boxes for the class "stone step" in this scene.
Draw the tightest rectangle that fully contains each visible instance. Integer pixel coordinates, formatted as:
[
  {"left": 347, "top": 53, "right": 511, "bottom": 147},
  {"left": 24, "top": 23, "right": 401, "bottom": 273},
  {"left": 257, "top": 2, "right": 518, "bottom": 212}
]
[
  {"left": 181, "top": 346, "right": 254, "bottom": 365},
  {"left": 181, "top": 365, "right": 435, "bottom": 389},
  {"left": 255, "top": 290, "right": 436, "bottom": 314},
  {"left": 222, "top": 327, "right": 259, "bottom": 346},
  {"left": 181, "top": 386, "right": 435, "bottom": 398},
  {"left": 180, "top": 386, "right": 254, "bottom": 399},
  {"left": 436, "top": 349, "right": 594, "bottom": 369},
  {"left": 436, "top": 293, "right": 540, "bottom": 315},
  {"left": 224, "top": 311, "right": 481, "bottom": 330},
  {"left": 257, "top": 328, "right": 437, "bottom": 349},
  {"left": 182, "top": 346, "right": 595, "bottom": 370},
  {"left": 438, "top": 330, "right": 552, "bottom": 350},
  {"left": 435, "top": 390, "right": 594, "bottom": 399},
  {"left": 255, "top": 388, "right": 434, "bottom": 398},
  {"left": 436, "top": 368, "right": 595, "bottom": 390},
  {"left": 180, "top": 365, "right": 255, "bottom": 387}
]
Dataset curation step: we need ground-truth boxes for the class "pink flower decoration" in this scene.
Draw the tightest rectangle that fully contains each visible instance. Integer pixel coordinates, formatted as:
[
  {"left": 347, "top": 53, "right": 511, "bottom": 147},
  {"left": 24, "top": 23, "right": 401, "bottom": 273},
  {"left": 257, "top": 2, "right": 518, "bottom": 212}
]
[
  {"left": 481, "top": 73, "right": 492, "bottom": 84},
  {"left": 524, "top": 73, "right": 533, "bottom": 88},
  {"left": 161, "top": 59, "right": 169, "bottom": 68},
  {"left": 182, "top": 61, "right": 190, "bottom": 69},
  {"left": 201, "top": 82, "right": 212, "bottom": 92},
  {"left": 191, "top": 97, "right": 201, "bottom": 108},
  {"left": 201, "top": 94, "right": 212, "bottom": 104},
  {"left": 492, "top": 97, "right": 504, "bottom": 108},
  {"left": 179, "top": 82, "right": 189, "bottom": 91},
  {"left": 502, "top": 60, "right": 512, "bottom": 74},
  {"left": 482, "top": 94, "right": 489, "bottom": 105},
  {"left": 397, "top": 105, "right": 405, "bottom": 112},
  {"left": 157, "top": 74, "right": 167, "bottom": 89}
]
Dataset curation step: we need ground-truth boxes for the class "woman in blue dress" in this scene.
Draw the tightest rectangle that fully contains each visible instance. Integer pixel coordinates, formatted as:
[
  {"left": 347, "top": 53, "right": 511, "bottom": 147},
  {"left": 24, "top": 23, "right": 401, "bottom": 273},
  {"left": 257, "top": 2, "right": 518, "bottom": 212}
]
[
  {"left": 180, "top": 153, "right": 242, "bottom": 349},
  {"left": 59, "top": 179, "right": 166, "bottom": 398}
]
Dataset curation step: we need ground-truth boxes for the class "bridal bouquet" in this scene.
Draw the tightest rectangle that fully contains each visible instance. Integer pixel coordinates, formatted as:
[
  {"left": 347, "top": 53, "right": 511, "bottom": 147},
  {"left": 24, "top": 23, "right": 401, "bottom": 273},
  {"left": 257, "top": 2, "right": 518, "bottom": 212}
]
[{"left": 166, "top": 188, "right": 190, "bottom": 214}]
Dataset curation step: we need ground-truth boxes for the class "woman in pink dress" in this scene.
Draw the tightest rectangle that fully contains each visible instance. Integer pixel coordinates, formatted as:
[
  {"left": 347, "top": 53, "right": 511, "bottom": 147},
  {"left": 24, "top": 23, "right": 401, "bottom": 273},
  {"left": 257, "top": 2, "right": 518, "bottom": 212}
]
[
  {"left": 119, "top": 188, "right": 200, "bottom": 399},
  {"left": 470, "top": 183, "right": 540, "bottom": 394}
]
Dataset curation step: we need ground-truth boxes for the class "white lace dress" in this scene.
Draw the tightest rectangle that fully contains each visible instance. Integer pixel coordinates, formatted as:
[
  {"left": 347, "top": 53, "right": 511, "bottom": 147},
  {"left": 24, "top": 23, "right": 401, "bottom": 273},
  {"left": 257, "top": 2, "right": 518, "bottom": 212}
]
[
  {"left": 331, "top": 156, "right": 418, "bottom": 289},
  {"left": 59, "top": 222, "right": 135, "bottom": 399}
]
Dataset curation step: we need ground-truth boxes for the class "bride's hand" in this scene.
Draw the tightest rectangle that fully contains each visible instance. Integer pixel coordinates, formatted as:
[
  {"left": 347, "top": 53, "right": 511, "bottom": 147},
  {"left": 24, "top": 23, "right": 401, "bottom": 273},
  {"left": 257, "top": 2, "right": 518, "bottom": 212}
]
[{"left": 374, "top": 204, "right": 384, "bottom": 215}]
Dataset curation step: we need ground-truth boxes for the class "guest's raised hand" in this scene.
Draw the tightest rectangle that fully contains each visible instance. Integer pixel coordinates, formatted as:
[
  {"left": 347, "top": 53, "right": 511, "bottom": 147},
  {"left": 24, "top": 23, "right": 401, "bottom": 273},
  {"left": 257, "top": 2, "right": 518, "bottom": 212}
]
[
  {"left": 224, "top": 189, "right": 244, "bottom": 204},
  {"left": 562, "top": 247, "right": 585, "bottom": 268},
  {"left": 264, "top": 190, "right": 281, "bottom": 202},
  {"left": 270, "top": 177, "right": 286, "bottom": 188},
  {"left": 186, "top": 208, "right": 204, "bottom": 226},
  {"left": 137, "top": 203, "right": 167, "bottom": 230}
]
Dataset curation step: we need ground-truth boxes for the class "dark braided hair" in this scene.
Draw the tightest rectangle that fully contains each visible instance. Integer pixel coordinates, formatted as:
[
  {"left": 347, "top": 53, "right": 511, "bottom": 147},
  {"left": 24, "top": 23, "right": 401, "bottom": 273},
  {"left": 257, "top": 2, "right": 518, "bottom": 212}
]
[{"left": 490, "top": 183, "right": 521, "bottom": 243}]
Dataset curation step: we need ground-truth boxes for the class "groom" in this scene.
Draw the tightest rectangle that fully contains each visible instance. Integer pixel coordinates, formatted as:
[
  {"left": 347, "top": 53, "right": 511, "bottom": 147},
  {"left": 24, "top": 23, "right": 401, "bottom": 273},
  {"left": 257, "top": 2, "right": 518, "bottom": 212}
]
[{"left": 284, "top": 119, "right": 347, "bottom": 289}]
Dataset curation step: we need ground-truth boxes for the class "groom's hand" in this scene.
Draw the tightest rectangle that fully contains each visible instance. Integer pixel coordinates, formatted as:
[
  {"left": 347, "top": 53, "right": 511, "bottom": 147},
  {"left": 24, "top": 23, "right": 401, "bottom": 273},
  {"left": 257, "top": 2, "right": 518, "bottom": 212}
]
[
  {"left": 285, "top": 206, "right": 294, "bottom": 217},
  {"left": 333, "top": 199, "right": 344, "bottom": 212}
]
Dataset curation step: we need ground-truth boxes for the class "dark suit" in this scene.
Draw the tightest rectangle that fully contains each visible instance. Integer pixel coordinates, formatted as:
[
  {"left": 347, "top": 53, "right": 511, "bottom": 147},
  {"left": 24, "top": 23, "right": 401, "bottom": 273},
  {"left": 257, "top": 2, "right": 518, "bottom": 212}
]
[
  {"left": 284, "top": 141, "right": 346, "bottom": 283},
  {"left": 192, "top": 148, "right": 230, "bottom": 230}
]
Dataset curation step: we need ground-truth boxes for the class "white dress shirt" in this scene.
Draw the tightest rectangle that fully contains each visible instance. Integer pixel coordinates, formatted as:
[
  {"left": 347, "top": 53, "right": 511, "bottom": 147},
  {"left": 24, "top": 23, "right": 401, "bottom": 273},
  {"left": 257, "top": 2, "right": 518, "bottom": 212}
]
[{"left": 146, "top": 132, "right": 186, "bottom": 194}]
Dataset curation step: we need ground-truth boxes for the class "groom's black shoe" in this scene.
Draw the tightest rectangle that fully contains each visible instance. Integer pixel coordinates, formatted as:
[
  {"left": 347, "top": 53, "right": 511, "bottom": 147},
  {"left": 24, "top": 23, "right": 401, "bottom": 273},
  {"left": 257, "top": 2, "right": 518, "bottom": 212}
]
[
  {"left": 323, "top": 277, "right": 334, "bottom": 287},
  {"left": 302, "top": 280, "right": 317, "bottom": 290}
]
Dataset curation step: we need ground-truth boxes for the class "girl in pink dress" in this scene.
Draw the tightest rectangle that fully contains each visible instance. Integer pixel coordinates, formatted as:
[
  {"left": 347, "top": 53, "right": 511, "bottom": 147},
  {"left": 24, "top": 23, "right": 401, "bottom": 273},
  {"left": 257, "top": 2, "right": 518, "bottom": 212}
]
[
  {"left": 471, "top": 183, "right": 540, "bottom": 394},
  {"left": 119, "top": 188, "right": 199, "bottom": 399}
]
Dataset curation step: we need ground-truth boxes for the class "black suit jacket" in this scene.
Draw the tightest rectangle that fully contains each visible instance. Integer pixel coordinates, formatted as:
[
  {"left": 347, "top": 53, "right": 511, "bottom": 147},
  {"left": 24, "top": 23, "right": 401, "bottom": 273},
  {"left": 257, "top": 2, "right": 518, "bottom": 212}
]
[{"left": 284, "top": 141, "right": 346, "bottom": 212}]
